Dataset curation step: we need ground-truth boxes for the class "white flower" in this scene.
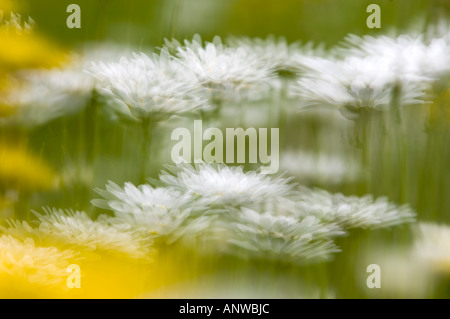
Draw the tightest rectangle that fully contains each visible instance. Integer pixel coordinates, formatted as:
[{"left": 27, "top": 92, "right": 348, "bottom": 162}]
[
  {"left": 172, "top": 35, "right": 274, "bottom": 101},
  {"left": 1, "top": 67, "right": 94, "bottom": 127},
  {"left": 227, "top": 35, "right": 324, "bottom": 77},
  {"left": 280, "top": 150, "right": 362, "bottom": 185},
  {"left": 92, "top": 181, "right": 212, "bottom": 244},
  {"left": 92, "top": 181, "right": 193, "bottom": 214},
  {"left": 228, "top": 208, "right": 344, "bottom": 263},
  {"left": 290, "top": 187, "right": 416, "bottom": 230},
  {"left": 340, "top": 33, "right": 450, "bottom": 80},
  {"left": 18, "top": 208, "right": 155, "bottom": 259},
  {"left": 160, "top": 163, "right": 294, "bottom": 207},
  {"left": 413, "top": 222, "right": 450, "bottom": 274},
  {"left": 0, "top": 235, "right": 75, "bottom": 287},
  {"left": 291, "top": 56, "right": 428, "bottom": 117},
  {"left": 88, "top": 48, "right": 209, "bottom": 122}
]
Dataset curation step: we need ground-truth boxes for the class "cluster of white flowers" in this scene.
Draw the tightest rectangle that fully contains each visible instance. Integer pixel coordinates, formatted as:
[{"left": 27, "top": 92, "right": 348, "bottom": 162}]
[
  {"left": 1, "top": 28, "right": 430, "bottom": 270},
  {"left": 4, "top": 29, "right": 448, "bottom": 127},
  {"left": 289, "top": 30, "right": 450, "bottom": 119},
  {"left": 87, "top": 163, "right": 414, "bottom": 264}
]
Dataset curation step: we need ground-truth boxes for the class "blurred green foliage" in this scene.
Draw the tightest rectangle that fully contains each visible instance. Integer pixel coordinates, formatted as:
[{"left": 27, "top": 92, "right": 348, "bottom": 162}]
[{"left": 15, "top": 0, "right": 448, "bottom": 48}]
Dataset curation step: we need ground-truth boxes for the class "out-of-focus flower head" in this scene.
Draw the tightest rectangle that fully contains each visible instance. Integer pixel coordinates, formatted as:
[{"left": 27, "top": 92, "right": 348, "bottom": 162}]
[
  {"left": 0, "top": 234, "right": 75, "bottom": 294},
  {"left": 160, "top": 163, "right": 295, "bottom": 208},
  {"left": 227, "top": 35, "right": 325, "bottom": 79},
  {"left": 4, "top": 208, "right": 156, "bottom": 260},
  {"left": 0, "top": 11, "right": 66, "bottom": 72},
  {"left": 227, "top": 207, "right": 344, "bottom": 264},
  {"left": 339, "top": 33, "right": 450, "bottom": 81},
  {"left": 0, "top": 66, "right": 94, "bottom": 127},
  {"left": 291, "top": 55, "right": 429, "bottom": 119},
  {"left": 167, "top": 34, "right": 274, "bottom": 103},
  {"left": 413, "top": 222, "right": 450, "bottom": 274},
  {"left": 287, "top": 186, "right": 416, "bottom": 230},
  {"left": 92, "top": 181, "right": 213, "bottom": 245},
  {"left": 92, "top": 181, "right": 193, "bottom": 215},
  {"left": 0, "top": 0, "right": 17, "bottom": 12},
  {"left": 88, "top": 48, "right": 209, "bottom": 122}
]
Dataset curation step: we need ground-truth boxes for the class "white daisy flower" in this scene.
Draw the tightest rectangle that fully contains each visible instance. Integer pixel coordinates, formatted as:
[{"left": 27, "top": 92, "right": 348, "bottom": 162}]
[
  {"left": 1, "top": 67, "right": 94, "bottom": 127},
  {"left": 227, "top": 35, "right": 324, "bottom": 77},
  {"left": 290, "top": 187, "right": 416, "bottom": 230},
  {"left": 280, "top": 150, "right": 362, "bottom": 185},
  {"left": 228, "top": 208, "right": 344, "bottom": 263},
  {"left": 172, "top": 34, "right": 274, "bottom": 102},
  {"left": 413, "top": 222, "right": 450, "bottom": 274},
  {"left": 19, "top": 208, "right": 155, "bottom": 259},
  {"left": 91, "top": 181, "right": 212, "bottom": 244},
  {"left": 88, "top": 48, "right": 209, "bottom": 122},
  {"left": 340, "top": 33, "right": 450, "bottom": 80},
  {"left": 160, "top": 163, "right": 294, "bottom": 207},
  {"left": 291, "top": 56, "right": 428, "bottom": 118},
  {"left": 0, "top": 235, "right": 75, "bottom": 287},
  {"left": 91, "top": 181, "right": 193, "bottom": 214}
]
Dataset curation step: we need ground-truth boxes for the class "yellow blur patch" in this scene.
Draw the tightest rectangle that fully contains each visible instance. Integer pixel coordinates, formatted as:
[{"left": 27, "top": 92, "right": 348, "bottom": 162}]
[
  {"left": 0, "top": 30, "right": 67, "bottom": 72},
  {"left": 0, "top": 0, "right": 18, "bottom": 12},
  {"left": 0, "top": 145, "right": 58, "bottom": 192}
]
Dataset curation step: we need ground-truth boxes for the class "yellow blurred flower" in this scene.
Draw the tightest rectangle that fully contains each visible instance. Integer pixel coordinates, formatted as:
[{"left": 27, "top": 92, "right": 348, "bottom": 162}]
[
  {"left": 0, "top": 145, "right": 58, "bottom": 192},
  {"left": 0, "top": 30, "right": 66, "bottom": 72},
  {"left": 0, "top": 0, "right": 18, "bottom": 12},
  {"left": 0, "top": 235, "right": 76, "bottom": 298},
  {"left": 0, "top": 11, "right": 66, "bottom": 73}
]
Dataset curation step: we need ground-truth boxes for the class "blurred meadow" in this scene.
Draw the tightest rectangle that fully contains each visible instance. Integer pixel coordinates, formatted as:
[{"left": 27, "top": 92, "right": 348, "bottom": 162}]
[{"left": 1, "top": 0, "right": 450, "bottom": 298}]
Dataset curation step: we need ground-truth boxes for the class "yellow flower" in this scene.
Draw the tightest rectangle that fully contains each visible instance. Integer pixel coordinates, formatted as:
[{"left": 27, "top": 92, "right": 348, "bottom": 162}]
[
  {"left": 0, "top": 145, "right": 58, "bottom": 192},
  {"left": 0, "top": 235, "right": 76, "bottom": 298},
  {"left": 0, "top": 0, "right": 18, "bottom": 12},
  {"left": 0, "top": 10, "right": 67, "bottom": 73},
  {"left": 0, "top": 30, "right": 67, "bottom": 72}
]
